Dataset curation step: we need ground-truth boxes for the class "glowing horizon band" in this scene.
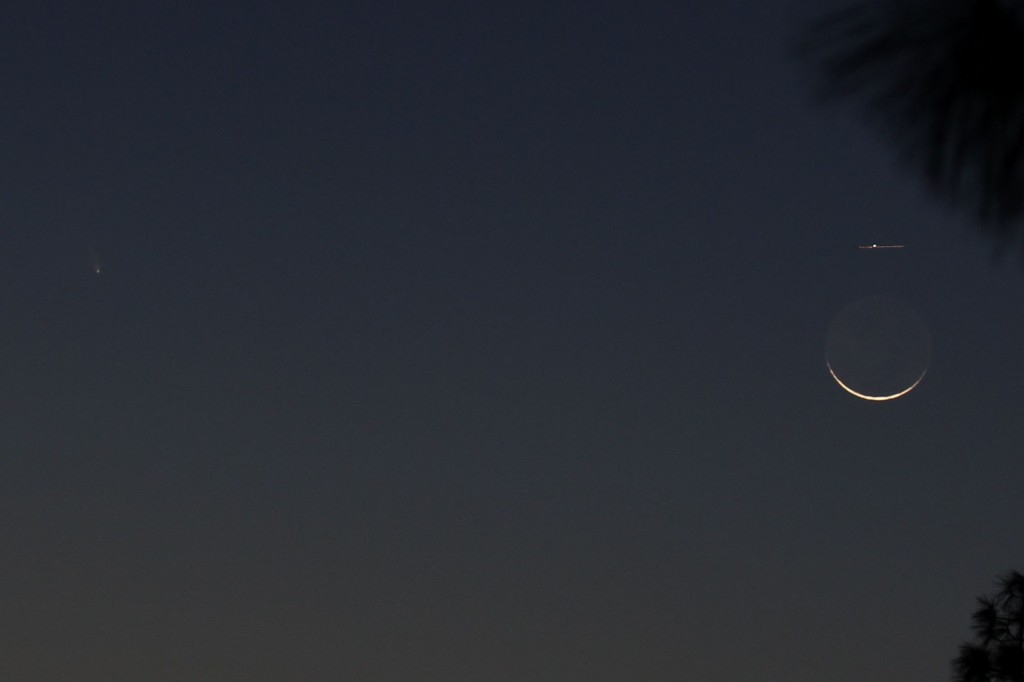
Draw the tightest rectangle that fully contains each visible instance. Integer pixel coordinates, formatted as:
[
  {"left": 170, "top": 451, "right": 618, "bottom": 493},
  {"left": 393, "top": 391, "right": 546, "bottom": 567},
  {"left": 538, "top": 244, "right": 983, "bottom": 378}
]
[{"left": 826, "top": 362, "right": 926, "bottom": 401}]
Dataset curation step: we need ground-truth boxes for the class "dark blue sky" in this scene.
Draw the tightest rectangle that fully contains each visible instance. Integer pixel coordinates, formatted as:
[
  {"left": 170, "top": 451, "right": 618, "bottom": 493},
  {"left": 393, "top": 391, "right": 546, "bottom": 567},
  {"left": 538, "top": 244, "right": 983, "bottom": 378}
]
[{"left": 2, "top": 1, "right": 1023, "bottom": 679}]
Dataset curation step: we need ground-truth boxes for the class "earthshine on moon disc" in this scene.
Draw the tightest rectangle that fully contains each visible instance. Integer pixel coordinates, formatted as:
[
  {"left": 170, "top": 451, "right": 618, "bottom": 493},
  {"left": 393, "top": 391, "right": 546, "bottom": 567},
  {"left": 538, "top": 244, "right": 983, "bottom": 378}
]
[{"left": 824, "top": 296, "right": 930, "bottom": 401}]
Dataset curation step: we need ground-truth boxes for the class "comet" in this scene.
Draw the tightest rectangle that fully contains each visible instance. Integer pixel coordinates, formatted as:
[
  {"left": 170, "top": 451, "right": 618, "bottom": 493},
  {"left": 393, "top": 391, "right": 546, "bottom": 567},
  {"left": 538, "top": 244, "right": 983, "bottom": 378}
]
[{"left": 858, "top": 243, "right": 904, "bottom": 249}]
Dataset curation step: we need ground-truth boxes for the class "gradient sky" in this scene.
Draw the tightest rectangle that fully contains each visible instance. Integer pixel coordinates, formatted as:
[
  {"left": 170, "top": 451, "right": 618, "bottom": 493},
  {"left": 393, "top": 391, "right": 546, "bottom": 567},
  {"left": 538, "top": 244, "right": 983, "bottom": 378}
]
[{"left": 3, "top": 1, "right": 1024, "bottom": 679}]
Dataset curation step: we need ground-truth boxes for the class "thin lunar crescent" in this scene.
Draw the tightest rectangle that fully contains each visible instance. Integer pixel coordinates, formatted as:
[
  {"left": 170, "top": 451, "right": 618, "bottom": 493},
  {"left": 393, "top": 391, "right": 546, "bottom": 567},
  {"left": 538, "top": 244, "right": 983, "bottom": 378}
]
[{"left": 826, "top": 361, "right": 926, "bottom": 401}]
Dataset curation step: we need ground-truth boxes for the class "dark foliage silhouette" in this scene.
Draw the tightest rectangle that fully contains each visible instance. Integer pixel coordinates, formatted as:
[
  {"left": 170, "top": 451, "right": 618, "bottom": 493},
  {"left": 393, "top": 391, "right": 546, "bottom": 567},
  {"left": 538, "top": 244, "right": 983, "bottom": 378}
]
[
  {"left": 952, "top": 570, "right": 1024, "bottom": 682},
  {"left": 796, "top": 0, "right": 1024, "bottom": 243}
]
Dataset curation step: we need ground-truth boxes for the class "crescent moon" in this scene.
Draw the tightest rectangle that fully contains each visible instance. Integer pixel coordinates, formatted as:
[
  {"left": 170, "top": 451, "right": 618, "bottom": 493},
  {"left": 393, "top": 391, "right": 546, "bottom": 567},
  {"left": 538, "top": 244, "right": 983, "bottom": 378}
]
[{"left": 826, "top": 362, "right": 926, "bottom": 401}]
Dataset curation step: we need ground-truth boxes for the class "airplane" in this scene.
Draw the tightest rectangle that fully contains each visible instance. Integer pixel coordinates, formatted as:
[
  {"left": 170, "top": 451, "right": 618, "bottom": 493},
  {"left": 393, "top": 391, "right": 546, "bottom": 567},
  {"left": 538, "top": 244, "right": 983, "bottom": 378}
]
[{"left": 858, "top": 243, "right": 904, "bottom": 249}]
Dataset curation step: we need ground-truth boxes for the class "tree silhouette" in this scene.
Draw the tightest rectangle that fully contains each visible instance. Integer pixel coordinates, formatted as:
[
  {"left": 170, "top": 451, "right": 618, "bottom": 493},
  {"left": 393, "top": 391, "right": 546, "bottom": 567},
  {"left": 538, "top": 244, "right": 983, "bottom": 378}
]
[
  {"left": 952, "top": 570, "right": 1024, "bottom": 682},
  {"left": 796, "top": 0, "right": 1024, "bottom": 245}
]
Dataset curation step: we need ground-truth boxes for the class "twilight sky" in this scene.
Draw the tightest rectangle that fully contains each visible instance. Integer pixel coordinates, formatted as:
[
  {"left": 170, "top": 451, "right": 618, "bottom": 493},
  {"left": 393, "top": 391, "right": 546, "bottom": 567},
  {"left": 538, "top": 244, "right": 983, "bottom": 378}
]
[{"left": 3, "top": 1, "right": 1024, "bottom": 679}]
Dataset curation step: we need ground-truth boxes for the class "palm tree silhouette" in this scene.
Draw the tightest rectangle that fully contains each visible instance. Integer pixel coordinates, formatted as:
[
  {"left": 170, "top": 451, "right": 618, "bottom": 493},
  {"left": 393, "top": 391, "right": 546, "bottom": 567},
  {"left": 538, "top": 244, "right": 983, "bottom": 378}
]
[
  {"left": 952, "top": 571, "right": 1024, "bottom": 682},
  {"left": 797, "top": 0, "right": 1024, "bottom": 246}
]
